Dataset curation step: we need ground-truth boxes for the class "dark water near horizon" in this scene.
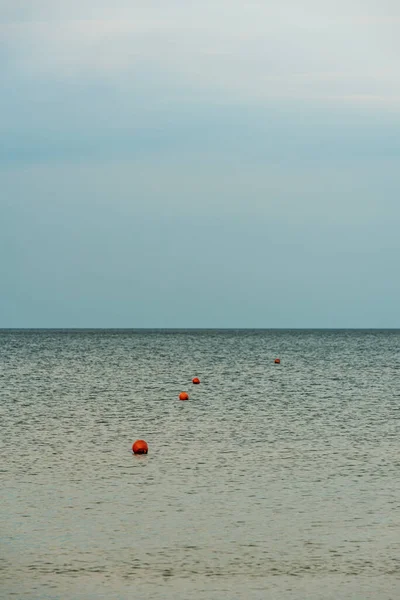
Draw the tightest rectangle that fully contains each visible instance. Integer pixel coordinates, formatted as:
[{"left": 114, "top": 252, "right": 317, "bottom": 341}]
[{"left": 1, "top": 329, "right": 400, "bottom": 599}]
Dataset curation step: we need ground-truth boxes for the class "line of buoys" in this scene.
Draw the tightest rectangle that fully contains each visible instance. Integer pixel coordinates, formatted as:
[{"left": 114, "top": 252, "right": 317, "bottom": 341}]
[
  {"left": 133, "top": 358, "right": 281, "bottom": 454},
  {"left": 132, "top": 439, "right": 148, "bottom": 454}
]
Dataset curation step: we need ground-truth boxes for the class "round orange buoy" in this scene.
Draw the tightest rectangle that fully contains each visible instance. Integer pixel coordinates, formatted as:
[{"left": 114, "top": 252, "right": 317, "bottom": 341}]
[
  {"left": 132, "top": 439, "right": 148, "bottom": 454},
  {"left": 179, "top": 392, "right": 189, "bottom": 401},
  {"left": 274, "top": 358, "right": 281, "bottom": 364},
  {"left": 192, "top": 377, "right": 200, "bottom": 385}
]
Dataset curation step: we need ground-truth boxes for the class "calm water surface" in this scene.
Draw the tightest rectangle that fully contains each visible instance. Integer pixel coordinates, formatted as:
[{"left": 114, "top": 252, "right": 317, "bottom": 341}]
[{"left": 1, "top": 330, "right": 400, "bottom": 599}]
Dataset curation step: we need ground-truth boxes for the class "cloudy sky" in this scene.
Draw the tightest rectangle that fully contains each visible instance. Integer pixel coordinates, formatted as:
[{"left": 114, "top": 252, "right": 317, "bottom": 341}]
[{"left": 1, "top": 0, "right": 400, "bottom": 327}]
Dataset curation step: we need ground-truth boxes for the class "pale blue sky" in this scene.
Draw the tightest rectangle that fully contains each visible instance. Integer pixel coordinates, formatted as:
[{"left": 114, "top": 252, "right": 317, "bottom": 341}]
[{"left": 1, "top": 1, "right": 400, "bottom": 327}]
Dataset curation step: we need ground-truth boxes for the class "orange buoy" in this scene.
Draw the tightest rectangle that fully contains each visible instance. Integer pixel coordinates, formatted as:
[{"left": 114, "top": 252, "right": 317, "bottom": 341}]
[
  {"left": 179, "top": 392, "right": 189, "bottom": 401},
  {"left": 274, "top": 358, "right": 281, "bottom": 364},
  {"left": 192, "top": 377, "right": 200, "bottom": 385},
  {"left": 132, "top": 439, "right": 148, "bottom": 454}
]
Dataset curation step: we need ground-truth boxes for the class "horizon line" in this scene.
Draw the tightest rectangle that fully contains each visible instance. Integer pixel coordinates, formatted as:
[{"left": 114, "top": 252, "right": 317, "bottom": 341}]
[{"left": 1, "top": 327, "right": 400, "bottom": 332}]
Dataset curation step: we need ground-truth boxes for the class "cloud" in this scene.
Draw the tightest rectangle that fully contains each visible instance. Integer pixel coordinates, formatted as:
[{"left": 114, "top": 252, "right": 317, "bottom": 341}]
[
  {"left": 1, "top": 0, "right": 400, "bottom": 167},
  {"left": 2, "top": 0, "right": 400, "bottom": 23},
  {"left": 1, "top": 1, "right": 400, "bottom": 105}
]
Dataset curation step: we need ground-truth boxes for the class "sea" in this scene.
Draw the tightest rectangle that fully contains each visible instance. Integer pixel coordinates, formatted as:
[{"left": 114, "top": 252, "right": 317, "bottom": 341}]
[{"left": 1, "top": 329, "right": 400, "bottom": 599}]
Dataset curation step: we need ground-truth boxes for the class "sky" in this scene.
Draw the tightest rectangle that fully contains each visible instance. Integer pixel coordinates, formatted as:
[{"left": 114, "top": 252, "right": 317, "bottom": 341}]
[{"left": 1, "top": 0, "right": 400, "bottom": 328}]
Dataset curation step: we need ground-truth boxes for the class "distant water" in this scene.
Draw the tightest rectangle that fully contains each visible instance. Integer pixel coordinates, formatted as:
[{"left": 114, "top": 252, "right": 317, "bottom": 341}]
[{"left": 1, "top": 329, "right": 400, "bottom": 600}]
